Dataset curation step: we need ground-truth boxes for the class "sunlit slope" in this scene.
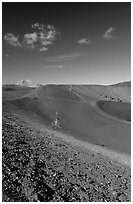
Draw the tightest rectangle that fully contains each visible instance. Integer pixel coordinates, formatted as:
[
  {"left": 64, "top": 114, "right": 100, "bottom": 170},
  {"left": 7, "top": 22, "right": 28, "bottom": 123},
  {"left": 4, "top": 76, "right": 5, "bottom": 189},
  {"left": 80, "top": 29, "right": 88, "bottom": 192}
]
[
  {"left": 35, "top": 85, "right": 82, "bottom": 101},
  {"left": 110, "top": 81, "right": 131, "bottom": 87},
  {"left": 3, "top": 84, "right": 131, "bottom": 154}
]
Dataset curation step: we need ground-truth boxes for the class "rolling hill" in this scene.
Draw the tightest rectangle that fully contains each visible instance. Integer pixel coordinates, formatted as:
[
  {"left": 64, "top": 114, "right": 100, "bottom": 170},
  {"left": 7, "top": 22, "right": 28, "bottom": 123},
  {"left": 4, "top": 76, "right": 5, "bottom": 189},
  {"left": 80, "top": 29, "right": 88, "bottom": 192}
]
[
  {"left": 2, "top": 83, "right": 131, "bottom": 154},
  {"left": 110, "top": 81, "right": 131, "bottom": 87}
]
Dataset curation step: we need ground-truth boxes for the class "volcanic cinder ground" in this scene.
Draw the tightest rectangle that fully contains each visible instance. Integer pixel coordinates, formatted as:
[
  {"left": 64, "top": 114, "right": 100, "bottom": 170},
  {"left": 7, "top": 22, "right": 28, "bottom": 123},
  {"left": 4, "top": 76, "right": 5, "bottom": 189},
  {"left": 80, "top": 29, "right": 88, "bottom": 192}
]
[{"left": 2, "top": 81, "right": 131, "bottom": 202}]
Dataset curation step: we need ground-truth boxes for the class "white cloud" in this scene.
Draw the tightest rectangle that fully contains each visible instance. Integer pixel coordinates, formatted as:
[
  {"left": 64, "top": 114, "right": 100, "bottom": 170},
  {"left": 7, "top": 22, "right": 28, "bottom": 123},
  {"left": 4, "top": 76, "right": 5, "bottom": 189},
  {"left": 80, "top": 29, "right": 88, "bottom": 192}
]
[
  {"left": 102, "top": 27, "right": 118, "bottom": 40},
  {"left": 78, "top": 38, "right": 92, "bottom": 45},
  {"left": 5, "top": 54, "right": 10, "bottom": 58},
  {"left": 30, "top": 23, "right": 58, "bottom": 51},
  {"left": 4, "top": 33, "right": 21, "bottom": 47},
  {"left": 39, "top": 47, "right": 48, "bottom": 52},
  {"left": 3, "top": 23, "right": 59, "bottom": 52},
  {"left": 58, "top": 65, "right": 64, "bottom": 69},
  {"left": 23, "top": 32, "right": 38, "bottom": 49},
  {"left": 45, "top": 65, "right": 64, "bottom": 69},
  {"left": 31, "top": 23, "right": 40, "bottom": 29},
  {"left": 47, "top": 53, "right": 86, "bottom": 63}
]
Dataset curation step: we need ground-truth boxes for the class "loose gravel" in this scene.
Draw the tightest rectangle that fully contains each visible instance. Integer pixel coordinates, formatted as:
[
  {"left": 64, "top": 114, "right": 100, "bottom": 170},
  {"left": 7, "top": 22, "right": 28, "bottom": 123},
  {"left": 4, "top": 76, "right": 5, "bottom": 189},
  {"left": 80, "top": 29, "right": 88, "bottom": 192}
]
[{"left": 2, "top": 108, "right": 131, "bottom": 202}]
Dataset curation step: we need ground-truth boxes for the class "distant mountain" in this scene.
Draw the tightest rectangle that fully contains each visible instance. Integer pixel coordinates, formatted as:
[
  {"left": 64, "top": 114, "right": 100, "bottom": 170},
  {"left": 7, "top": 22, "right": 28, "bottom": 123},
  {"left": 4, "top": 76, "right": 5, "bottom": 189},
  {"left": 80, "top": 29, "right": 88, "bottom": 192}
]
[
  {"left": 16, "top": 79, "right": 32, "bottom": 87},
  {"left": 110, "top": 81, "right": 131, "bottom": 87}
]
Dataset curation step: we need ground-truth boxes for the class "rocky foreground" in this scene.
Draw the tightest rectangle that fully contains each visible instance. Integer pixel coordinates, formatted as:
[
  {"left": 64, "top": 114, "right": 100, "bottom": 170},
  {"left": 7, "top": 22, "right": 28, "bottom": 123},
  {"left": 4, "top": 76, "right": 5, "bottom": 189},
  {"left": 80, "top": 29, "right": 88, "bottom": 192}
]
[{"left": 2, "top": 108, "right": 131, "bottom": 202}]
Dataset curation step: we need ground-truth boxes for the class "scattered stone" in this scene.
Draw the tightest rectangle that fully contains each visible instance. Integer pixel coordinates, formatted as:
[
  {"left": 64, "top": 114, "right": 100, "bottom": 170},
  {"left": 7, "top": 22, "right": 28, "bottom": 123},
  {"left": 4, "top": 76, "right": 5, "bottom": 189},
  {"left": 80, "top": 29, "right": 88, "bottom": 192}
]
[{"left": 2, "top": 108, "right": 131, "bottom": 202}]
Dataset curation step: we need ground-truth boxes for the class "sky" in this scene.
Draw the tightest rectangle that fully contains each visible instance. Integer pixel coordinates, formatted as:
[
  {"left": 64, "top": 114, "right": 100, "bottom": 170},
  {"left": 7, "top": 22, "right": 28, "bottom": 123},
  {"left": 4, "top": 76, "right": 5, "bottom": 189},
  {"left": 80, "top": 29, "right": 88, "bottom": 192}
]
[{"left": 2, "top": 2, "right": 131, "bottom": 85}]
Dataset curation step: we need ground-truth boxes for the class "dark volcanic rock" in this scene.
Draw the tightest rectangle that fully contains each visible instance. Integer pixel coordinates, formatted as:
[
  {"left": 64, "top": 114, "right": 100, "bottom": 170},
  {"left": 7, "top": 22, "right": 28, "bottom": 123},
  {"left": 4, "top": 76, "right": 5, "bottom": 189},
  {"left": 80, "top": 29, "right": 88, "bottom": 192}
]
[{"left": 2, "top": 108, "right": 131, "bottom": 202}]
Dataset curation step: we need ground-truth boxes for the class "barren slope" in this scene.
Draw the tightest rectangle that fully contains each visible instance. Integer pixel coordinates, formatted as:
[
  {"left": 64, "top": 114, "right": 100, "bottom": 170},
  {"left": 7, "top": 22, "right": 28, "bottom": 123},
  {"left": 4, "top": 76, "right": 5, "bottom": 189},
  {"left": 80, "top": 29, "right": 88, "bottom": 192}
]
[
  {"left": 2, "top": 109, "right": 131, "bottom": 202},
  {"left": 3, "top": 84, "right": 131, "bottom": 154}
]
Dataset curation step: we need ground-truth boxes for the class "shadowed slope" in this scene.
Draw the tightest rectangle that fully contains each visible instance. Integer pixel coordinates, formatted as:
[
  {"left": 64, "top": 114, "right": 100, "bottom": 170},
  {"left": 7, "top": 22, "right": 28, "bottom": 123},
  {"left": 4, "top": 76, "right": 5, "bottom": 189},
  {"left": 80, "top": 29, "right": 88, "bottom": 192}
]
[{"left": 97, "top": 100, "right": 131, "bottom": 122}]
